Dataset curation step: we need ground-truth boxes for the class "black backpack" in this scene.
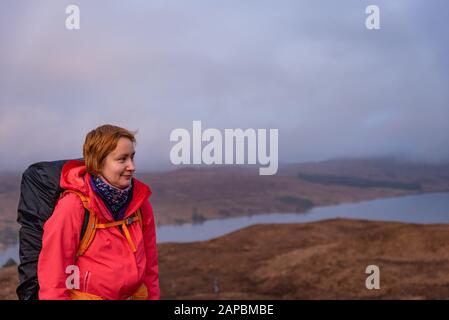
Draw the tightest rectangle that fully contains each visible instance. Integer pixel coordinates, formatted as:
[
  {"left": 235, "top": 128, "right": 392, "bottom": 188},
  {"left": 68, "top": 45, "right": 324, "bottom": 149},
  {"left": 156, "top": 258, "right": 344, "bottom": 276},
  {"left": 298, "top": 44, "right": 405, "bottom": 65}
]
[{"left": 16, "top": 159, "right": 90, "bottom": 300}]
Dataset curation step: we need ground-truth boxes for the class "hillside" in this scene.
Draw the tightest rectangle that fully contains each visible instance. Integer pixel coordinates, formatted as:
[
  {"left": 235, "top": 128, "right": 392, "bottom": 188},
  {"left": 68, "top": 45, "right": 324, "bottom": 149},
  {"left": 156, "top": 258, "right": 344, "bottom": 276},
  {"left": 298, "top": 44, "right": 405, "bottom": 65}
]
[
  {"left": 2, "top": 218, "right": 449, "bottom": 299},
  {"left": 0, "top": 158, "right": 448, "bottom": 248},
  {"left": 158, "top": 218, "right": 449, "bottom": 299}
]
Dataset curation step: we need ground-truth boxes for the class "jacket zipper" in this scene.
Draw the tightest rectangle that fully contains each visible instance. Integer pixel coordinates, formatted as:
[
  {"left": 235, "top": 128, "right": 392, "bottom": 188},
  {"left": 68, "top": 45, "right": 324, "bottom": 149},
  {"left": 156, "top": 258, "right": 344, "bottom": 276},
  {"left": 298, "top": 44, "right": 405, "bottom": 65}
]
[{"left": 84, "top": 271, "right": 91, "bottom": 292}]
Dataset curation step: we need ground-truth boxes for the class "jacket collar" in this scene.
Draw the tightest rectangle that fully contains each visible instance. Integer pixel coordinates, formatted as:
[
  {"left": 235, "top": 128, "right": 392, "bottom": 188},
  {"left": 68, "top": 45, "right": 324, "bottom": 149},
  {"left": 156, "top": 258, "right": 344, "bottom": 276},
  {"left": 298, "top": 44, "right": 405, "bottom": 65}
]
[{"left": 60, "top": 159, "right": 152, "bottom": 222}]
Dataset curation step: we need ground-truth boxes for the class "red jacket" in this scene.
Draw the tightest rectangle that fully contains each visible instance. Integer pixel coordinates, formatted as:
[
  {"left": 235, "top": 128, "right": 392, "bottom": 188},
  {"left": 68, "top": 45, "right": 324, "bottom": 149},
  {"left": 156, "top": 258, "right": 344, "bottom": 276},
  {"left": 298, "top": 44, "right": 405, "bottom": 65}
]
[{"left": 37, "top": 160, "right": 160, "bottom": 300}]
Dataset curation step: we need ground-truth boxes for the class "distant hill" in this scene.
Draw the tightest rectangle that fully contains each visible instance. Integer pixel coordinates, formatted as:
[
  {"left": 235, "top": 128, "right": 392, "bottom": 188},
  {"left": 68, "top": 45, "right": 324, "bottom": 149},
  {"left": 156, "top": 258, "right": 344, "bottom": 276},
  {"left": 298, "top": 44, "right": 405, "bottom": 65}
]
[
  {"left": 0, "top": 158, "right": 448, "bottom": 247},
  {"left": 296, "top": 173, "right": 421, "bottom": 190},
  {"left": 138, "top": 158, "right": 449, "bottom": 225}
]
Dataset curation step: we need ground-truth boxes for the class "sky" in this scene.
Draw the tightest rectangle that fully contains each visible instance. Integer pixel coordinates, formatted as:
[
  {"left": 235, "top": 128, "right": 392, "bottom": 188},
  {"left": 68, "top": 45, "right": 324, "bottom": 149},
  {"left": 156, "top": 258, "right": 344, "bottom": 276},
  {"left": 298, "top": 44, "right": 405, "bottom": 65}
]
[{"left": 0, "top": 0, "right": 448, "bottom": 172}]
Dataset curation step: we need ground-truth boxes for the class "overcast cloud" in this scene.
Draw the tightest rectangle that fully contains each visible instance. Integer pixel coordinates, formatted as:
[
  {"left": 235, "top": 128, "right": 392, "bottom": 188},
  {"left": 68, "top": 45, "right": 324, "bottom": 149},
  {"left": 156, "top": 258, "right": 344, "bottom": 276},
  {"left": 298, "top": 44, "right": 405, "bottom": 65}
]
[{"left": 0, "top": 0, "right": 448, "bottom": 171}]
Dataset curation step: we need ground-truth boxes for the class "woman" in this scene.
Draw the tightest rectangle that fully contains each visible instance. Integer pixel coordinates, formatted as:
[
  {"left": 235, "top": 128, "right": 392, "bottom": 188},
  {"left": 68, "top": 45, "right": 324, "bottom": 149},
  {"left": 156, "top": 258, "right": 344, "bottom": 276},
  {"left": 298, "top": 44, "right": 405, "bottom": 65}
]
[{"left": 37, "top": 124, "right": 160, "bottom": 300}]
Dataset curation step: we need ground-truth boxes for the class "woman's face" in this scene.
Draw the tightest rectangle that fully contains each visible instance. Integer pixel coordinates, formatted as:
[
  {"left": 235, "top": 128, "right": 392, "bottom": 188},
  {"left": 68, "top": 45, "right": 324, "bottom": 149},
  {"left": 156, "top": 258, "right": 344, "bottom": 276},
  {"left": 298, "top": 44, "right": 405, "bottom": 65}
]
[{"left": 100, "top": 137, "right": 136, "bottom": 189}]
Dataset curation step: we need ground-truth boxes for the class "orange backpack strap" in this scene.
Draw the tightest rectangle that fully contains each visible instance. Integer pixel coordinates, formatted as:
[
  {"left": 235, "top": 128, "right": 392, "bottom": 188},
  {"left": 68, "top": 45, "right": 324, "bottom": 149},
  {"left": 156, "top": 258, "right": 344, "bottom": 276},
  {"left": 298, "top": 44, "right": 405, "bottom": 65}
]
[
  {"left": 96, "top": 209, "right": 142, "bottom": 253},
  {"left": 136, "top": 208, "right": 143, "bottom": 229},
  {"left": 129, "top": 283, "right": 148, "bottom": 300},
  {"left": 61, "top": 190, "right": 97, "bottom": 257},
  {"left": 60, "top": 190, "right": 143, "bottom": 256},
  {"left": 70, "top": 283, "right": 148, "bottom": 300}
]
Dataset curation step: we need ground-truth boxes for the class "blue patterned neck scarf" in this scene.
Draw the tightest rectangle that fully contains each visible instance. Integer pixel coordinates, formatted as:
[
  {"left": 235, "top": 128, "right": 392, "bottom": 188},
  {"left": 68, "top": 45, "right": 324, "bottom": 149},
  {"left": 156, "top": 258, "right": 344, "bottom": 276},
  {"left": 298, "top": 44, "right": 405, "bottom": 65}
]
[{"left": 90, "top": 175, "right": 133, "bottom": 221}]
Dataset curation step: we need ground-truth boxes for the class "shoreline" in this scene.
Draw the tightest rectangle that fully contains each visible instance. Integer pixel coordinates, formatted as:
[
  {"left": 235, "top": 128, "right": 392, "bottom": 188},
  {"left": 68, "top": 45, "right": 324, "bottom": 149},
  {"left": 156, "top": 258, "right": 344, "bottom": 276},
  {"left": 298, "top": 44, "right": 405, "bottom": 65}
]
[{"left": 1, "top": 190, "right": 449, "bottom": 252}]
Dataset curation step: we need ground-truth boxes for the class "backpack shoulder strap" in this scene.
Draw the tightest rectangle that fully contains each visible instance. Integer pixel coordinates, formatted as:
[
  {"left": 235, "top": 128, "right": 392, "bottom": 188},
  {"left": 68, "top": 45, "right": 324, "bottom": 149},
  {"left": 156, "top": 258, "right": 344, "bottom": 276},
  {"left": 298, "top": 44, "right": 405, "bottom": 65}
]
[
  {"left": 136, "top": 208, "right": 143, "bottom": 229},
  {"left": 95, "top": 209, "right": 143, "bottom": 253},
  {"left": 60, "top": 190, "right": 97, "bottom": 257},
  {"left": 60, "top": 190, "right": 144, "bottom": 256}
]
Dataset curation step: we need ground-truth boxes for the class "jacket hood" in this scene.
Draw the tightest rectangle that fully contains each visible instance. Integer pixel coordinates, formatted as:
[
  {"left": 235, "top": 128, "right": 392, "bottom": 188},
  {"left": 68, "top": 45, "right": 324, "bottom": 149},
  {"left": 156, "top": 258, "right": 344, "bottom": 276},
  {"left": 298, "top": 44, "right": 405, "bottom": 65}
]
[{"left": 60, "top": 159, "right": 89, "bottom": 194}]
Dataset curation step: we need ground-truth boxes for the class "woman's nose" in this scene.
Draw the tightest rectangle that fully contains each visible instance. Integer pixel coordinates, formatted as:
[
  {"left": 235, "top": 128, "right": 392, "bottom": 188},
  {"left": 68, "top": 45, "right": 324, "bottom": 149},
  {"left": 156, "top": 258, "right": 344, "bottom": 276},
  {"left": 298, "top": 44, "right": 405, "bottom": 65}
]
[{"left": 126, "top": 160, "right": 135, "bottom": 171}]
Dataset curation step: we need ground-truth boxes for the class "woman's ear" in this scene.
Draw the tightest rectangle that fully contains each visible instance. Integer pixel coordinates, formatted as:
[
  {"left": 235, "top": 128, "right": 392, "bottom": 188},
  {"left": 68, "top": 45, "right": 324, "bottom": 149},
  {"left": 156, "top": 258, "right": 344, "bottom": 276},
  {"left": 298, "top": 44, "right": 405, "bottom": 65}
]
[{"left": 98, "top": 158, "right": 106, "bottom": 174}]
